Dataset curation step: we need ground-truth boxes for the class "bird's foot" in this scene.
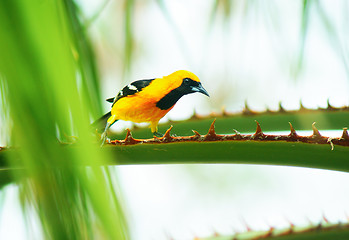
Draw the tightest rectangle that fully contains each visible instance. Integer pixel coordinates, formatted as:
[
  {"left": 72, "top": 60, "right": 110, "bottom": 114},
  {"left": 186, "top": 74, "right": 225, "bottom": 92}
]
[
  {"left": 153, "top": 132, "right": 163, "bottom": 138},
  {"left": 100, "top": 131, "right": 110, "bottom": 147},
  {"left": 153, "top": 132, "right": 177, "bottom": 138}
]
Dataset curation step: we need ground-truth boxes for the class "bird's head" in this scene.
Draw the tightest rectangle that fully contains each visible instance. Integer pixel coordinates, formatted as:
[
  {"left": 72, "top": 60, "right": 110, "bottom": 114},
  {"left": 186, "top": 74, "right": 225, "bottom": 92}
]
[
  {"left": 167, "top": 70, "right": 210, "bottom": 97},
  {"left": 155, "top": 70, "right": 210, "bottom": 110}
]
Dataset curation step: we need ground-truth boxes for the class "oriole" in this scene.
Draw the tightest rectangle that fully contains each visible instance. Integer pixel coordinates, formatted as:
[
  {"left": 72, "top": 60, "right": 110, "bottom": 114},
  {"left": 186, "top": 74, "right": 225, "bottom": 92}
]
[{"left": 94, "top": 70, "right": 209, "bottom": 144}]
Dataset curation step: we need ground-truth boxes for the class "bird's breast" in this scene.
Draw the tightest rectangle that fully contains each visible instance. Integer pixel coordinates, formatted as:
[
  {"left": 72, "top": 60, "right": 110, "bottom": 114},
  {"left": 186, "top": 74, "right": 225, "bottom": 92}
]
[{"left": 111, "top": 94, "right": 174, "bottom": 123}]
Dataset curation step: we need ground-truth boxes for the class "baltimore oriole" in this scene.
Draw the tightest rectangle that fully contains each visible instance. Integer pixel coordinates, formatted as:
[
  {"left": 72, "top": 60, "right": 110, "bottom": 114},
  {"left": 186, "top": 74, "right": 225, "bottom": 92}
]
[{"left": 94, "top": 70, "right": 209, "bottom": 144}]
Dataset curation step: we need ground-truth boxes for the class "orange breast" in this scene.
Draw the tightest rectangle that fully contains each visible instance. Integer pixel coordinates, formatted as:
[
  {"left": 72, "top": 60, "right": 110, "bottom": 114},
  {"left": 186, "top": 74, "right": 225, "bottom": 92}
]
[{"left": 111, "top": 93, "right": 173, "bottom": 123}]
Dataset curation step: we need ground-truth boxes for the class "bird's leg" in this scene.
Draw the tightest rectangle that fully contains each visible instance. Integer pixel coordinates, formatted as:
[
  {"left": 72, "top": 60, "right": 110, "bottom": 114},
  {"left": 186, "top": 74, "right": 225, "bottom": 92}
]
[
  {"left": 150, "top": 121, "right": 163, "bottom": 138},
  {"left": 100, "top": 122, "right": 111, "bottom": 147},
  {"left": 100, "top": 115, "right": 118, "bottom": 146}
]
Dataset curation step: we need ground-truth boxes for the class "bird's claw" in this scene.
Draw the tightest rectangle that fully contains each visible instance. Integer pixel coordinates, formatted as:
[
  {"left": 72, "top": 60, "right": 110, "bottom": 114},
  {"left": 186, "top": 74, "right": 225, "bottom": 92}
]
[
  {"left": 153, "top": 132, "right": 163, "bottom": 138},
  {"left": 100, "top": 132, "right": 110, "bottom": 147},
  {"left": 153, "top": 132, "right": 177, "bottom": 138}
]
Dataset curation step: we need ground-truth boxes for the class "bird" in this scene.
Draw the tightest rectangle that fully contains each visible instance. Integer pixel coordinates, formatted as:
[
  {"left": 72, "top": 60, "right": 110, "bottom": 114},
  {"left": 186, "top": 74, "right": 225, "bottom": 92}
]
[{"left": 93, "top": 70, "right": 209, "bottom": 145}]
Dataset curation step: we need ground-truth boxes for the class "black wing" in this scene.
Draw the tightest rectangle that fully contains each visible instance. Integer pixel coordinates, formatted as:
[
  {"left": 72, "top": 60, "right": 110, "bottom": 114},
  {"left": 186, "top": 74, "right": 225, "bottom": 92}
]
[{"left": 106, "top": 79, "right": 155, "bottom": 106}]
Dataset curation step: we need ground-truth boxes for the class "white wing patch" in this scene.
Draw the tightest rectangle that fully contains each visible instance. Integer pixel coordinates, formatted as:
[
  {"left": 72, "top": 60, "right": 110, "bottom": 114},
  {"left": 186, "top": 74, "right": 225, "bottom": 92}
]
[{"left": 127, "top": 84, "right": 138, "bottom": 91}]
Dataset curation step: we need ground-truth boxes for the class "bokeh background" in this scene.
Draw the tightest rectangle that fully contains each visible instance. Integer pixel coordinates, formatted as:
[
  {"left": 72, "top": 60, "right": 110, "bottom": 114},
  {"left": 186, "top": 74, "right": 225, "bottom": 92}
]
[{"left": 1, "top": 0, "right": 349, "bottom": 239}]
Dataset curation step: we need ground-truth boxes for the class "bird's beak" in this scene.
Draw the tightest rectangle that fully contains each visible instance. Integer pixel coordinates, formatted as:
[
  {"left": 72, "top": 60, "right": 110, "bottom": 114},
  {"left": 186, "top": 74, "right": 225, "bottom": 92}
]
[{"left": 191, "top": 83, "right": 210, "bottom": 97}]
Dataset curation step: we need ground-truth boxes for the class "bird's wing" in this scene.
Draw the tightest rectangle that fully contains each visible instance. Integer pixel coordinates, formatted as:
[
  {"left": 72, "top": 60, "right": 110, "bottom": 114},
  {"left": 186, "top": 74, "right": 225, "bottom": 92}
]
[{"left": 106, "top": 78, "right": 155, "bottom": 106}]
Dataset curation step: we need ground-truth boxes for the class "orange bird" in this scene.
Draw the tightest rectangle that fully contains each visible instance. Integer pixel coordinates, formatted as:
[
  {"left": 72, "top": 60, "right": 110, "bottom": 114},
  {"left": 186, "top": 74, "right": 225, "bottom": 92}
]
[{"left": 94, "top": 70, "right": 209, "bottom": 144}]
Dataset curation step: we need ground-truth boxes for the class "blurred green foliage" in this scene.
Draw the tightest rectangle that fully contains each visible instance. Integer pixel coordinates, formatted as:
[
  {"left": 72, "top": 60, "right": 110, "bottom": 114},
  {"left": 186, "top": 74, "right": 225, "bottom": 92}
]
[{"left": 0, "top": 0, "right": 128, "bottom": 239}]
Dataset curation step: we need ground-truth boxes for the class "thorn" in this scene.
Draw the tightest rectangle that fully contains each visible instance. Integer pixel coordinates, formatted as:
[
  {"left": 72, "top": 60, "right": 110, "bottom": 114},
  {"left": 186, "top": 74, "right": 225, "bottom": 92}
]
[
  {"left": 289, "top": 122, "right": 298, "bottom": 137},
  {"left": 316, "top": 222, "right": 323, "bottom": 231},
  {"left": 202, "top": 119, "right": 219, "bottom": 141},
  {"left": 255, "top": 120, "right": 262, "bottom": 134},
  {"left": 286, "top": 218, "right": 295, "bottom": 230},
  {"left": 124, "top": 128, "right": 132, "bottom": 141},
  {"left": 300, "top": 100, "right": 307, "bottom": 111},
  {"left": 312, "top": 122, "right": 321, "bottom": 138},
  {"left": 268, "top": 226, "right": 275, "bottom": 233},
  {"left": 190, "top": 109, "right": 199, "bottom": 120},
  {"left": 233, "top": 129, "right": 241, "bottom": 135},
  {"left": 252, "top": 121, "right": 265, "bottom": 139},
  {"left": 192, "top": 130, "right": 201, "bottom": 138},
  {"left": 245, "top": 100, "right": 250, "bottom": 110},
  {"left": 124, "top": 128, "right": 138, "bottom": 144},
  {"left": 278, "top": 102, "right": 286, "bottom": 113},
  {"left": 240, "top": 216, "right": 252, "bottom": 232},
  {"left": 326, "top": 99, "right": 336, "bottom": 110},
  {"left": 243, "top": 100, "right": 255, "bottom": 115},
  {"left": 262, "top": 226, "right": 274, "bottom": 237},
  {"left": 221, "top": 106, "right": 229, "bottom": 116},
  {"left": 341, "top": 128, "right": 349, "bottom": 140},
  {"left": 322, "top": 214, "right": 329, "bottom": 224},
  {"left": 162, "top": 125, "right": 174, "bottom": 141},
  {"left": 207, "top": 119, "right": 217, "bottom": 136},
  {"left": 208, "top": 112, "right": 218, "bottom": 118}
]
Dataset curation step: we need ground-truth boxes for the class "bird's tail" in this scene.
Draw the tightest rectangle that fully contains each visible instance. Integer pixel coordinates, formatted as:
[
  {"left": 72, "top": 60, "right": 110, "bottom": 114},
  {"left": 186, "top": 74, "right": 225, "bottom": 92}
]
[{"left": 91, "top": 111, "right": 116, "bottom": 133}]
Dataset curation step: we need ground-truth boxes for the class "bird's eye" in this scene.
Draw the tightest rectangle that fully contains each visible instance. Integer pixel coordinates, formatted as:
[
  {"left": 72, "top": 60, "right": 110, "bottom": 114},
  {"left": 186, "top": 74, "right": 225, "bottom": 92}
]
[{"left": 183, "top": 78, "right": 190, "bottom": 85}]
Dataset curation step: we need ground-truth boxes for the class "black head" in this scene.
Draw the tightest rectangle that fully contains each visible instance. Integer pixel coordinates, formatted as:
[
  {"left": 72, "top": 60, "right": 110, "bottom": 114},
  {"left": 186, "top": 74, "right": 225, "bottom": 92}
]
[
  {"left": 178, "top": 78, "right": 210, "bottom": 97},
  {"left": 156, "top": 77, "right": 209, "bottom": 110}
]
